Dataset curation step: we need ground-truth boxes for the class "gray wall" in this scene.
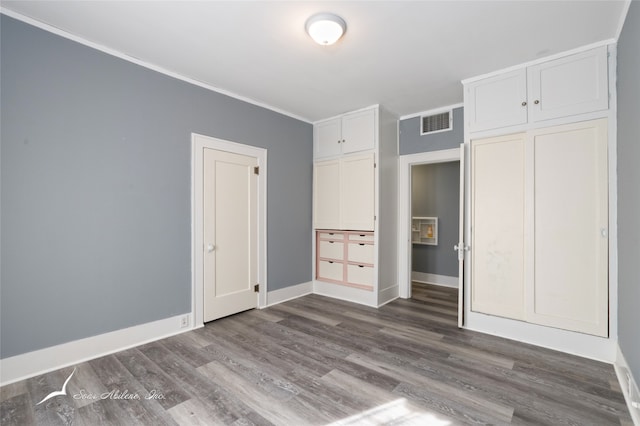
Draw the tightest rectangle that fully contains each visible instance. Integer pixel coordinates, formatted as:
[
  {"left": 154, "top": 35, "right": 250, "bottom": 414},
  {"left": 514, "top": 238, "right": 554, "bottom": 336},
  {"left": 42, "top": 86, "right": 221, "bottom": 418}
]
[
  {"left": 616, "top": 1, "right": 640, "bottom": 385},
  {"left": 411, "top": 162, "right": 460, "bottom": 277},
  {"left": 0, "top": 15, "right": 313, "bottom": 359},
  {"left": 399, "top": 107, "right": 464, "bottom": 155}
]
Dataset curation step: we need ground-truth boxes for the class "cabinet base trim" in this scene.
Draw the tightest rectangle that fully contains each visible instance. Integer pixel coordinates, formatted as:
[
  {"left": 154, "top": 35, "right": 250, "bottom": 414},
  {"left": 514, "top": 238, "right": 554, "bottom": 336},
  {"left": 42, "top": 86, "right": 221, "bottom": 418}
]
[{"left": 465, "top": 311, "right": 615, "bottom": 362}]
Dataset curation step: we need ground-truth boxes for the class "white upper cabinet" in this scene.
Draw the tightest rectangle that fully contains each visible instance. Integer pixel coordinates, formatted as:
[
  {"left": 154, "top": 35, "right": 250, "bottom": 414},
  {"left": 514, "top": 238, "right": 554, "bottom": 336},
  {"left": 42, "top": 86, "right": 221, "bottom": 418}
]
[
  {"left": 528, "top": 46, "right": 608, "bottom": 122},
  {"left": 314, "top": 108, "right": 375, "bottom": 159},
  {"left": 467, "top": 69, "right": 528, "bottom": 133},
  {"left": 466, "top": 46, "right": 608, "bottom": 133}
]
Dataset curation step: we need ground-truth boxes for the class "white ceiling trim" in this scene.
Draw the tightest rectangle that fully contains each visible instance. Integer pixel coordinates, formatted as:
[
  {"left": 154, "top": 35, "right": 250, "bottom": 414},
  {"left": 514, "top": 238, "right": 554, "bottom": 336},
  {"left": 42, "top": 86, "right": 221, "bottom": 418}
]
[
  {"left": 0, "top": 8, "right": 312, "bottom": 124},
  {"left": 461, "top": 39, "right": 616, "bottom": 85}
]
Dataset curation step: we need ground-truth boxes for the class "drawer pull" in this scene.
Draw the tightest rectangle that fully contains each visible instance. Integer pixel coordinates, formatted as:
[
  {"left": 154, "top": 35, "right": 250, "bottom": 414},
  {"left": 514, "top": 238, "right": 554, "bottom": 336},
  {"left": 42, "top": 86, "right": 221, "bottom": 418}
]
[
  {"left": 359, "top": 243, "right": 365, "bottom": 246},
  {"left": 358, "top": 265, "right": 364, "bottom": 268},
  {"left": 329, "top": 241, "right": 334, "bottom": 244},
  {"left": 359, "top": 234, "right": 365, "bottom": 237},
  {"left": 328, "top": 261, "right": 334, "bottom": 264}
]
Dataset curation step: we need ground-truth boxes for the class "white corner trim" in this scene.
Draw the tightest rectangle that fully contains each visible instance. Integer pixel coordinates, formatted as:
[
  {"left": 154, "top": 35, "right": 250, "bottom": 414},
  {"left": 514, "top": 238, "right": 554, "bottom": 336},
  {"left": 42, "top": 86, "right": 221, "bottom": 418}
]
[
  {"left": 399, "top": 103, "right": 464, "bottom": 121},
  {"left": 266, "top": 281, "right": 313, "bottom": 306},
  {"left": 411, "top": 272, "right": 458, "bottom": 288},
  {"left": 0, "top": 8, "right": 311, "bottom": 124},
  {"left": 0, "top": 314, "right": 194, "bottom": 386},
  {"left": 614, "top": 344, "right": 640, "bottom": 425}
]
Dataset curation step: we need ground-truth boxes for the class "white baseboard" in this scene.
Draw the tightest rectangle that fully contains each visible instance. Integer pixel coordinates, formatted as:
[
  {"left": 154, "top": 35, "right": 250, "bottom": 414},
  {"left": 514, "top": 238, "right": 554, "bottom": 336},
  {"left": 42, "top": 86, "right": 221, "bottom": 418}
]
[
  {"left": 266, "top": 281, "right": 313, "bottom": 306},
  {"left": 378, "top": 285, "right": 399, "bottom": 307},
  {"left": 0, "top": 314, "right": 193, "bottom": 386},
  {"left": 614, "top": 344, "right": 640, "bottom": 425},
  {"left": 466, "top": 311, "right": 616, "bottom": 363},
  {"left": 411, "top": 272, "right": 458, "bottom": 288}
]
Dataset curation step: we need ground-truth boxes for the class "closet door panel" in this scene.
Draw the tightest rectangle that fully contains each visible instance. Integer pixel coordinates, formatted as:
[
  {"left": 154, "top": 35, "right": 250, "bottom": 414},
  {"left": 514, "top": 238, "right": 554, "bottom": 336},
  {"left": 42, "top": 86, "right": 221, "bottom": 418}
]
[
  {"left": 528, "top": 119, "right": 608, "bottom": 336},
  {"left": 313, "top": 160, "right": 341, "bottom": 229},
  {"left": 471, "top": 134, "right": 526, "bottom": 320}
]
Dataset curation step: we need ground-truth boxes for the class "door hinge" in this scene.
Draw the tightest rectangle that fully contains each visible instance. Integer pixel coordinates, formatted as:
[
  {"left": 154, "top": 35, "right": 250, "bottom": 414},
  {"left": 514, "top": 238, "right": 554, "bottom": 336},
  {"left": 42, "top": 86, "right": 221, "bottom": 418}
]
[
  {"left": 254, "top": 166, "right": 259, "bottom": 175},
  {"left": 254, "top": 284, "right": 259, "bottom": 292}
]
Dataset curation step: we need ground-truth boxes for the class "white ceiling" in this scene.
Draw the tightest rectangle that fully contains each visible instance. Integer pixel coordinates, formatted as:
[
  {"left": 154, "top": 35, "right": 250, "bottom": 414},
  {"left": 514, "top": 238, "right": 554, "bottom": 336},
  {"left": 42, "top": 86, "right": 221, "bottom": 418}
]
[{"left": 1, "top": 1, "right": 629, "bottom": 122}]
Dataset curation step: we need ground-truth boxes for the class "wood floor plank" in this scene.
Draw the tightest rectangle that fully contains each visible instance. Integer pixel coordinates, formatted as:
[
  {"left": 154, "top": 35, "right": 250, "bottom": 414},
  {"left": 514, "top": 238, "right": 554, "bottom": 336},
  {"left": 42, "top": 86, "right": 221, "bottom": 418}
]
[{"left": 0, "top": 283, "right": 632, "bottom": 425}]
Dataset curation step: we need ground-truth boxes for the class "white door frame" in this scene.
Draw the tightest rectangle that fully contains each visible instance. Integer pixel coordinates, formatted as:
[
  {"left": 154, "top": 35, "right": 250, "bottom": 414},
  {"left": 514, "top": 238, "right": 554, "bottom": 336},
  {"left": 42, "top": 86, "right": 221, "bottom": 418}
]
[
  {"left": 192, "top": 133, "right": 267, "bottom": 327},
  {"left": 398, "top": 148, "right": 461, "bottom": 300}
]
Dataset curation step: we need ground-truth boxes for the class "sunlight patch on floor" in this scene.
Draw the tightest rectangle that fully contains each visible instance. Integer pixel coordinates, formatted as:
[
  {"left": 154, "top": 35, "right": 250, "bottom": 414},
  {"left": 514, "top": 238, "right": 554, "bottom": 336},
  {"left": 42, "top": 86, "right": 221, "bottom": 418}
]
[{"left": 328, "top": 398, "right": 452, "bottom": 425}]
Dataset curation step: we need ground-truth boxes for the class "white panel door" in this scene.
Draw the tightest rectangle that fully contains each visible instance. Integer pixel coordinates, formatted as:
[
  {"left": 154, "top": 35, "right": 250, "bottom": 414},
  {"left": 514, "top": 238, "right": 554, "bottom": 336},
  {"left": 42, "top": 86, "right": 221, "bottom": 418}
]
[
  {"left": 528, "top": 46, "right": 608, "bottom": 123},
  {"left": 527, "top": 119, "right": 608, "bottom": 336},
  {"left": 203, "top": 148, "right": 258, "bottom": 322},
  {"left": 341, "top": 153, "right": 375, "bottom": 231},
  {"left": 341, "top": 109, "right": 375, "bottom": 154},
  {"left": 471, "top": 133, "right": 526, "bottom": 320},
  {"left": 313, "top": 159, "right": 341, "bottom": 229},
  {"left": 467, "top": 69, "right": 528, "bottom": 132},
  {"left": 314, "top": 118, "right": 342, "bottom": 159}
]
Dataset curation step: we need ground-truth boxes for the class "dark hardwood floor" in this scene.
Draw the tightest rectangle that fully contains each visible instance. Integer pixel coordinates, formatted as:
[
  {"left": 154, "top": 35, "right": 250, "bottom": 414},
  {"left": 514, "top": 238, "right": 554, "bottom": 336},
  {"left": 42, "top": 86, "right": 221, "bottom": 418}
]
[{"left": 1, "top": 282, "right": 632, "bottom": 425}]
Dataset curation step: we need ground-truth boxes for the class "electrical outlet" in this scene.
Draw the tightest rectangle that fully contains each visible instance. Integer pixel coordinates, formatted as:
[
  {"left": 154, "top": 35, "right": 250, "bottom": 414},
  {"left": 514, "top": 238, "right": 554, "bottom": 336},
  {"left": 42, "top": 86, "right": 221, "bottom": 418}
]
[{"left": 180, "top": 315, "right": 189, "bottom": 328}]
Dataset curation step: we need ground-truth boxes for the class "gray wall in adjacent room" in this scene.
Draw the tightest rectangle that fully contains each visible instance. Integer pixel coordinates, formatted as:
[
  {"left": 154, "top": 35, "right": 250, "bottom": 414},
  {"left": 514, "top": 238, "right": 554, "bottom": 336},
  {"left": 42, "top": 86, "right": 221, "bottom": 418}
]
[
  {"left": 616, "top": 0, "right": 640, "bottom": 386},
  {"left": 399, "top": 107, "right": 464, "bottom": 155},
  {"left": 0, "top": 15, "right": 312, "bottom": 359},
  {"left": 411, "top": 162, "right": 460, "bottom": 277}
]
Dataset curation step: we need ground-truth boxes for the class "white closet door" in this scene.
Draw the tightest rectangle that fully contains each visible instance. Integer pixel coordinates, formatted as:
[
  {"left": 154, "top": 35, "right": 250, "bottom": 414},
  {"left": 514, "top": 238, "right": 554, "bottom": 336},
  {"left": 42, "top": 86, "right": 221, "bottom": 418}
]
[
  {"left": 341, "top": 153, "right": 375, "bottom": 231},
  {"left": 313, "top": 159, "right": 341, "bottom": 229},
  {"left": 527, "top": 119, "right": 608, "bottom": 336},
  {"left": 471, "top": 133, "right": 526, "bottom": 320}
]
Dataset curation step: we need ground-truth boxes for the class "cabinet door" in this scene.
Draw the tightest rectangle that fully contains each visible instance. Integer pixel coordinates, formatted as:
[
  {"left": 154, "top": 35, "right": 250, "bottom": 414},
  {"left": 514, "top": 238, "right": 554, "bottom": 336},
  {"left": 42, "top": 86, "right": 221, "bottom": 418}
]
[
  {"left": 471, "top": 133, "right": 526, "bottom": 320},
  {"left": 341, "top": 153, "right": 375, "bottom": 231},
  {"left": 341, "top": 109, "right": 375, "bottom": 154},
  {"left": 467, "top": 69, "right": 528, "bottom": 132},
  {"left": 313, "top": 159, "right": 341, "bottom": 229},
  {"left": 528, "top": 46, "right": 608, "bottom": 123},
  {"left": 527, "top": 119, "right": 608, "bottom": 337},
  {"left": 314, "top": 118, "right": 342, "bottom": 159}
]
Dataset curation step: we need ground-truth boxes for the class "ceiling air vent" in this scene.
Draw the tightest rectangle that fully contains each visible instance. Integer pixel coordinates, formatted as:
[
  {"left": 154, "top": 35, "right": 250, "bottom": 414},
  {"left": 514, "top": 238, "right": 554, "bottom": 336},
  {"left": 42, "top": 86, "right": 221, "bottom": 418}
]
[{"left": 421, "top": 110, "right": 452, "bottom": 135}]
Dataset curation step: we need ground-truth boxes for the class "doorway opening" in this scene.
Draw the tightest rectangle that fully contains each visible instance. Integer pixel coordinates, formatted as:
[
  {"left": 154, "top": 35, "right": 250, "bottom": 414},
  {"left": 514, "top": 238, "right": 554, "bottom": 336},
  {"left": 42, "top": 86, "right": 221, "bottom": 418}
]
[{"left": 398, "top": 147, "right": 465, "bottom": 326}]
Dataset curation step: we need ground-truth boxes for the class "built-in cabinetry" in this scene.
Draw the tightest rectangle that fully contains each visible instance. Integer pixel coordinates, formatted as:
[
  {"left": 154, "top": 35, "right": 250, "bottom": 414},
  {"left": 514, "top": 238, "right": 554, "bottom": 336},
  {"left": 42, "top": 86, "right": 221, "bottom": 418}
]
[
  {"left": 316, "top": 231, "right": 375, "bottom": 291},
  {"left": 312, "top": 105, "right": 398, "bottom": 307},
  {"left": 465, "top": 45, "right": 612, "bottom": 340},
  {"left": 471, "top": 119, "right": 609, "bottom": 336},
  {"left": 313, "top": 153, "right": 374, "bottom": 231},
  {"left": 466, "top": 46, "right": 608, "bottom": 132},
  {"left": 314, "top": 108, "right": 376, "bottom": 159}
]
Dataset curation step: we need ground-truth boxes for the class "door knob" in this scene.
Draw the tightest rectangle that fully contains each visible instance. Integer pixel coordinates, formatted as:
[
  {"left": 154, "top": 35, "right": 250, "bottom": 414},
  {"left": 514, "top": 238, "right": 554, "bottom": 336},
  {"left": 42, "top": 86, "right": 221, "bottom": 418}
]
[{"left": 207, "top": 243, "right": 215, "bottom": 252}]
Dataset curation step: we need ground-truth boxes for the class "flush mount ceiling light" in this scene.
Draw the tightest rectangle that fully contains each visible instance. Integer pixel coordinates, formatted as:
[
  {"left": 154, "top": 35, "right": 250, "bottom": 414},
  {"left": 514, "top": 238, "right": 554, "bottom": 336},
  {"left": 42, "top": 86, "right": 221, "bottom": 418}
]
[{"left": 305, "top": 13, "right": 347, "bottom": 45}]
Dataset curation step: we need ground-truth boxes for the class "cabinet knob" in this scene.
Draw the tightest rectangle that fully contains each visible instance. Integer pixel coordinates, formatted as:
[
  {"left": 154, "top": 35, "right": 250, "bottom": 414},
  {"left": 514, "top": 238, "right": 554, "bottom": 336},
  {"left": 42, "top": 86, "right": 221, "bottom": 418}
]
[
  {"left": 534, "top": 100, "right": 540, "bottom": 105},
  {"left": 521, "top": 101, "right": 527, "bottom": 106}
]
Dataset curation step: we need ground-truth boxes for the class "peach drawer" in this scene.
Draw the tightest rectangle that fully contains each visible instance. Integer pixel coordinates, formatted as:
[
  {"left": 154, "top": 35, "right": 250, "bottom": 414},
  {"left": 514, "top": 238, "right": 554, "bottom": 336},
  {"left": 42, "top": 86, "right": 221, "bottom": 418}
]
[
  {"left": 349, "top": 233, "right": 374, "bottom": 242},
  {"left": 318, "top": 240, "right": 344, "bottom": 260},
  {"left": 347, "top": 264, "right": 374, "bottom": 286},
  {"left": 317, "top": 260, "right": 344, "bottom": 281},
  {"left": 318, "top": 231, "right": 344, "bottom": 241},
  {"left": 348, "top": 243, "right": 374, "bottom": 264}
]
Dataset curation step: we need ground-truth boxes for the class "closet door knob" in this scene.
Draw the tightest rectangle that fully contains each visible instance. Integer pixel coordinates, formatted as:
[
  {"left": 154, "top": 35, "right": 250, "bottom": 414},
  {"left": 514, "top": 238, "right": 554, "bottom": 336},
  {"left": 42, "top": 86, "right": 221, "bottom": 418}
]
[
  {"left": 534, "top": 100, "right": 540, "bottom": 105},
  {"left": 521, "top": 101, "right": 527, "bottom": 106}
]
